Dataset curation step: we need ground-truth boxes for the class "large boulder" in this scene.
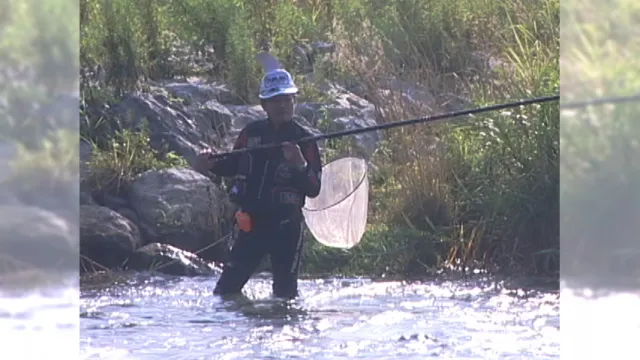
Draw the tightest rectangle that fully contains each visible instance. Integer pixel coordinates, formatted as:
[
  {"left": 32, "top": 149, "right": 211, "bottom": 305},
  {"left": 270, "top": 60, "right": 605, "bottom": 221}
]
[
  {"left": 222, "top": 84, "right": 381, "bottom": 158},
  {"left": 222, "top": 104, "right": 323, "bottom": 148},
  {"left": 125, "top": 242, "right": 221, "bottom": 276},
  {"left": 160, "top": 79, "right": 244, "bottom": 106},
  {"left": 80, "top": 204, "right": 142, "bottom": 273},
  {"left": 295, "top": 82, "right": 381, "bottom": 158},
  {"left": 129, "top": 168, "right": 233, "bottom": 262},
  {"left": 111, "top": 79, "right": 382, "bottom": 162},
  {"left": 0, "top": 205, "right": 77, "bottom": 273},
  {"left": 113, "top": 91, "right": 233, "bottom": 162}
]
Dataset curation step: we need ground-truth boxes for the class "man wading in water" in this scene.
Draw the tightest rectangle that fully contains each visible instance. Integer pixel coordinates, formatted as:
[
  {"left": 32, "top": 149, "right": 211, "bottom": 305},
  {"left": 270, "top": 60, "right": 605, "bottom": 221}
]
[{"left": 192, "top": 65, "right": 323, "bottom": 300}]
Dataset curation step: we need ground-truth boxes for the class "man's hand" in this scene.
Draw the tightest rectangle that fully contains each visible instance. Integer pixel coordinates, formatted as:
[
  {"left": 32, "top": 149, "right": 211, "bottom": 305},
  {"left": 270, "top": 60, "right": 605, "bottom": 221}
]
[
  {"left": 282, "top": 142, "right": 307, "bottom": 168},
  {"left": 192, "top": 149, "right": 218, "bottom": 174}
]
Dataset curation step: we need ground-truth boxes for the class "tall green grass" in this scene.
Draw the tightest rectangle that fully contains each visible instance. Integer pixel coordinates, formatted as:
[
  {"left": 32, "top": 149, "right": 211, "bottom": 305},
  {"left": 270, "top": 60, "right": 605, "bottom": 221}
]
[
  {"left": 81, "top": 0, "right": 559, "bottom": 277},
  {"left": 560, "top": 0, "right": 640, "bottom": 289}
]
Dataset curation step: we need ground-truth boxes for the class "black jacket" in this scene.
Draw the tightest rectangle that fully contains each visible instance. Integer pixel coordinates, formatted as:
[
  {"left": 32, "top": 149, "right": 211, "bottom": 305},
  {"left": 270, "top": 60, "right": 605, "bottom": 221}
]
[{"left": 211, "top": 118, "right": 322, "bottom": 220}]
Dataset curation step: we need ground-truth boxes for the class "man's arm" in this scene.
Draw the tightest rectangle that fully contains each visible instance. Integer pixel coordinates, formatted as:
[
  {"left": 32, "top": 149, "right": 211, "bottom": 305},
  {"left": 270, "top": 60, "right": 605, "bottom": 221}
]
[
  {"left": 210, "top": 128, "right": 248, "bottom": 177},
  {"left": 293, "top": 140, "right": 322, "bottom": 198}
]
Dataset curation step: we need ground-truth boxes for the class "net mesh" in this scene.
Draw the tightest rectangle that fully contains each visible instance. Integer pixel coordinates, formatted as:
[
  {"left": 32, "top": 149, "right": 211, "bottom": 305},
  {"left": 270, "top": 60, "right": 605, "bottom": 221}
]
[{"left": 302, "top": 157, "right": 369, "bottom": 249}]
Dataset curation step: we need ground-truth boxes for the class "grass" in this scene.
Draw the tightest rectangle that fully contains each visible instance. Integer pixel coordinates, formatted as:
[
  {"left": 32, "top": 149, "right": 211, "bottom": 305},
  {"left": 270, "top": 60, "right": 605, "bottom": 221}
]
[
  {"left": 80, "top": 0, "right": 559, "bottom": 278},
  {"left": 301, "top": 224, "right": 443, "bottom": 278},
  {"left": 82, "top": 121, "right": 188, "bottom": 198},
  {"left": 560, "top": 0, "right": 640, "bottom": 290}
]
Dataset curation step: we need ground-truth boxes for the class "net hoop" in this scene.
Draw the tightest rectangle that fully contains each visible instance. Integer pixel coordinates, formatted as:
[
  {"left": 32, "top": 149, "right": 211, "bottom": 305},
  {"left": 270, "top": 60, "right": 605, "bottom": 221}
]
[
  {"left": 302, "top": 158, "right": 368, "bottom": 213},
  {"left": 301, "top": 156, "right": 369, "bottom": 249}
]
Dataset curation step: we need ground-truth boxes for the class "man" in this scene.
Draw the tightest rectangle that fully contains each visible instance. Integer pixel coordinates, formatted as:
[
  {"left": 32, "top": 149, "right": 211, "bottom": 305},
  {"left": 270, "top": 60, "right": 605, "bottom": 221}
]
[{"left": 193, "top": 67, "right": 323, "bottom": 300}]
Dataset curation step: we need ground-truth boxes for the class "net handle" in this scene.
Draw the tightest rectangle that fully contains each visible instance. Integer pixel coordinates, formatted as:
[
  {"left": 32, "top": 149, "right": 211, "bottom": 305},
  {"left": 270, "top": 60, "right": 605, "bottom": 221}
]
[{"left": 302, "top": 159, "right": 368, "bottom": 213}]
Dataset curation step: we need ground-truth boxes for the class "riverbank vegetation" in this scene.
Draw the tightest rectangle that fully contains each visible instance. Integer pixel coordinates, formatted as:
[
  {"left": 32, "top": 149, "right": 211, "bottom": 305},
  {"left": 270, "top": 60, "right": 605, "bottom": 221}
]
[{"left": 80, "top": 0, "right": 560, "bottom": 278}]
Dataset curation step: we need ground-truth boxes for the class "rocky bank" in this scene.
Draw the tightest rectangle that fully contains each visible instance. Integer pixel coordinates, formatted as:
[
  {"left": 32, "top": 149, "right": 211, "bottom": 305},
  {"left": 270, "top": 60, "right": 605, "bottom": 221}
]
[
  {"left": 1, "top": 74, "right": 439, "bottom": 279},
  {"left": 78, "top": 77, "right": 436, "bottom": 277}
]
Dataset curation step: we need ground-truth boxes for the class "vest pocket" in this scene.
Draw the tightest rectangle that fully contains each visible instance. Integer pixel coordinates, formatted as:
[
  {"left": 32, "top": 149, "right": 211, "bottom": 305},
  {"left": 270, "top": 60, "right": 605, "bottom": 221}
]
[{"left": 271, "top": 187, "right": 303, "bottom": 207}]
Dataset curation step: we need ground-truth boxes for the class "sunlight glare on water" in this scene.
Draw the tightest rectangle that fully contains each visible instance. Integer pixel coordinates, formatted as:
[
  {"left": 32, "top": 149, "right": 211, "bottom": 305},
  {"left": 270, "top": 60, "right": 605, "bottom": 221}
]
[{"left": 79, "top": 274, "right": 560, "bottom": 359}]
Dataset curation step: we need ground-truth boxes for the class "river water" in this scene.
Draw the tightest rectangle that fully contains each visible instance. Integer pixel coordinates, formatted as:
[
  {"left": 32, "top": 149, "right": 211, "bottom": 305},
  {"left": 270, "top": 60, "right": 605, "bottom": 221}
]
[
  {"left": 2, "top": 273, "right": 638, "bottom": 359},
  {"left": 78, "top": 273, "right": 561, "bottom": 359}
]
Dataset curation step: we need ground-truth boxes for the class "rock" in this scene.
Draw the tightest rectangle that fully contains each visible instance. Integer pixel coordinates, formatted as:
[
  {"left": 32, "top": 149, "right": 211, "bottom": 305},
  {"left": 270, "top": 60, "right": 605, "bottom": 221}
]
[
  {"left": 222, "top": 84, "right": 379, "bottom": 158},
  {"left": 80, "top": 204, "right": 142, "bottom": 273},
  {"left": 125, "top": 242, "right": 220, "bottom": 276},
  {"left": 290, "top": 41, "right": 336, "bottom": 74},
  {"left": 0, "top": 205, "right": 77, "bottom": 273},
  {"left": 378, "top": 77, "right": 437, "bottom": 109},
  {"left": 187, "top": 100, "right": 235, "bottom": 150},
  {"left": 398, "top": 333, "right": 436, "bottom": 342},
  {"left": 95, "top": 192, "right": 130, "bottom": 210},
  {"left": 161, "top": 79, "right": 244, "bottom": 105},
  {"left": 223, "top": 104, "right": 323, "bottom": 149},
  {"left": 113, "top": 92, "right": 230, "bottom": 161},
  {"left": 224, "top": 104, "right": 271, "bottom": 137},
  {"left": 318, "top": 82, "right": 378, "bottom": 119},
  {"left": 129, "top": 168, "right": 233, "bottom": 262},
  {"left": 115, "top": 207, "right": 140, "bottom": 227},
  {"left": 110, "top": 79, "right": 384, "bottom": 161},
  {"left": 300, "top": 82, "right": 381, "bottom": 158}
]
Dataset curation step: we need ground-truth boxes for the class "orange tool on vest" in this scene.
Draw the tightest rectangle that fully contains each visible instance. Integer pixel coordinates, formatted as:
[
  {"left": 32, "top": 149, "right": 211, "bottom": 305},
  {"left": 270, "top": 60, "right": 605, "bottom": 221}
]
[{"left": 235, "top": 211, "right": 253, "bottom": 232}]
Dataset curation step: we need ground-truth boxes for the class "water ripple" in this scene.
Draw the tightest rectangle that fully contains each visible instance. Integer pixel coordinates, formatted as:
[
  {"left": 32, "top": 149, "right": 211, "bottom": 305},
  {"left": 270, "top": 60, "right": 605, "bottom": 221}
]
[{"left": 77, "top": 274, "right": 560, "bottom": 359}]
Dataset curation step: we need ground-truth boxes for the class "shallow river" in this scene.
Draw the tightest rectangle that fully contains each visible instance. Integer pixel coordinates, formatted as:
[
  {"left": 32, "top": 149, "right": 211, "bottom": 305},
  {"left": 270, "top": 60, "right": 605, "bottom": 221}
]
[
  {"left": 2, "top": 273, "right": 638, "bottom": 359},
  {"left": 83, "top": 273, "right": 559, "bottom": 359}
]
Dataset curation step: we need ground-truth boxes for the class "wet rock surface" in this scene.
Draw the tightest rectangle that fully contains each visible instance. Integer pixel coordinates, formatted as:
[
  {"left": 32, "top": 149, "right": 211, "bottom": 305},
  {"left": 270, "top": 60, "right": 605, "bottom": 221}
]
[{"left": 125, "top": 242, "right": 221, "bottom": 277}]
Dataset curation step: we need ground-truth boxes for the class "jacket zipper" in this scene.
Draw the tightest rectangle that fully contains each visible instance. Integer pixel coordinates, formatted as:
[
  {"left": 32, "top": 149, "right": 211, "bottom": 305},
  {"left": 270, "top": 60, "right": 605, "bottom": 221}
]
[{"left": 257, "top": 160, "right": 269, "bottom": 199}]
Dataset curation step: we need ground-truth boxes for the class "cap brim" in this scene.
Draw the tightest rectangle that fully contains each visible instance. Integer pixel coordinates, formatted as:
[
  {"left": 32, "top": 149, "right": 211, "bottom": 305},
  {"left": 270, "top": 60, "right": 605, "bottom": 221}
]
[{"left": 259, "top": 87, "right": 299, "bottom": 100}]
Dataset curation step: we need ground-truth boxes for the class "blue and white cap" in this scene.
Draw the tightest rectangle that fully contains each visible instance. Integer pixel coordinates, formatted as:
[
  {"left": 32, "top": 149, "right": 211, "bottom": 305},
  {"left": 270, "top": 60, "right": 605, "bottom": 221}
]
[
  {"left": 256, "top": 52, "right": 298, "bottom": 100},
  {"left": 258, "top": 68, "right": 299, "bottom": 100}
]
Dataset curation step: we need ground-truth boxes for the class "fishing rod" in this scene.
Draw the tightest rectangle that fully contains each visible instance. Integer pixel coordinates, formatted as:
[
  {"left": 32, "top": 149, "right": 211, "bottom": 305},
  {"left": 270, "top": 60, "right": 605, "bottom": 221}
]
[{"left": 209, "top": 94, "right": 560, "bottom": 159}]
